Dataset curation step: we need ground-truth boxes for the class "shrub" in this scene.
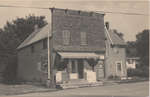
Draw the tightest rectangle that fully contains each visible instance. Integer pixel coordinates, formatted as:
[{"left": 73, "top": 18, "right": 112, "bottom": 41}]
[
  {"left": 127, "top": 68, "right": 149, "bottom": 77},
  {"left": 108, "top": 75, "right": 121, "bottom": 80}
]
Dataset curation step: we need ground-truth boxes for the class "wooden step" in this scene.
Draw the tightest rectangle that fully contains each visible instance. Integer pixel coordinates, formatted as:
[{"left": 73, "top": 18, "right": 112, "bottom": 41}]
[{"left": 58, "top": 81, "right": 103, "bottom": 89}]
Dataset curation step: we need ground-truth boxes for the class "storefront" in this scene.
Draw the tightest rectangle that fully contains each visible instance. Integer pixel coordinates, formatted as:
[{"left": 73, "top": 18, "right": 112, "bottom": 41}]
[{"left": 55, "top": 52, "right": 104, "bottom": 83}]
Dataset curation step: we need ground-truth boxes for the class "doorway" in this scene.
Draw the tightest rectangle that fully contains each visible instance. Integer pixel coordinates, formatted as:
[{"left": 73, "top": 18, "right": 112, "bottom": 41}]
[{"left": 77, "top": 59, "right": 84, "bottom": 79}]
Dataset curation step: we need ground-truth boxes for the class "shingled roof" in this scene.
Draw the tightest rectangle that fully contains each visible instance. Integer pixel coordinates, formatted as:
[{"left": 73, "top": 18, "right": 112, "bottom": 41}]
[
  {"left": 109, "top": 30, "right": 126, "bottom": 45},
  {"left": 17, "top": 24, "right": 51, "bottom": 49},
  {"left": 105, "top": 27, "right": 126, "bottom": 46},
  {"left": 18, "top": 24, "right": 126, "bottom": 50}
]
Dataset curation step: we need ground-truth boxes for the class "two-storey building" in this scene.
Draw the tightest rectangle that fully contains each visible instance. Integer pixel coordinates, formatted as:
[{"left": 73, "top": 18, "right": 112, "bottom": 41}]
[{"left": 17, "top": 8, "right": 127, "bottom": 86}]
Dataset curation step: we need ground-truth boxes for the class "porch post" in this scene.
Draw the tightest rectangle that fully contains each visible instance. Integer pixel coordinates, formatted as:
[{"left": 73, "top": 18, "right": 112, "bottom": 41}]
[{"left": 67, "top": 59, "right": 72, "bottom": 80}]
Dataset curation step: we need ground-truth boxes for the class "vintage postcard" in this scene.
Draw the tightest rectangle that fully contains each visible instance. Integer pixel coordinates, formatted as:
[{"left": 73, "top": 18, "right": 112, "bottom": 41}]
[{"left": 0, "top": 0, "right": 149, "bottom": 97}]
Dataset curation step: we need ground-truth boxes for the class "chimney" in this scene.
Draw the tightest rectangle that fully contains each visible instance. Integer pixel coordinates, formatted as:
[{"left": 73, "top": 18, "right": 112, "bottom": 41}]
[
  {"left": 105, "top": 22, "right": 109, "bottom": 30},
  {"left": 34, "top": 24, "right": 39, "bottom": 32}
]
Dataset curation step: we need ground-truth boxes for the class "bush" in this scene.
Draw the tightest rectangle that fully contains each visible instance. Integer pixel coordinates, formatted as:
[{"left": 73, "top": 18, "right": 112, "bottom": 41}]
[
  {"left": 127, "top": 68, "right": 149, "bottom": 77},
  {"left": 108, "top": 75, "right": 121, "bottom": 80}
]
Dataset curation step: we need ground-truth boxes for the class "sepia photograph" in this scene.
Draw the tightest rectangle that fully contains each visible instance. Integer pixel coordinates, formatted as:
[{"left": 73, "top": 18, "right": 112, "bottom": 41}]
[{"left": 0, "top": 0, "right": 149, "bottom": 97}]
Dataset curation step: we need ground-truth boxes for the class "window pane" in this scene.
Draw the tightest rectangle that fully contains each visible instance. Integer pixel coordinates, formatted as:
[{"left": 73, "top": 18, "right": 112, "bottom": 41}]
[
  {"left": 80, "top": 32, "right": 87, "bottom": 45},
  {"left": 117, "top": 63, "right": 121, "bottom": 71},
  {"left": 62, "top": 30, "right": 70, "bottom": 45}
]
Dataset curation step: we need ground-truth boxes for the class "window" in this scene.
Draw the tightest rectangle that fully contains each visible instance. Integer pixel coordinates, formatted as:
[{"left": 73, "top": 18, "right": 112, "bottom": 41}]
[
  {"left": 31, "top": 45, "right": 34, "bottom": 53},
  {"left": 62, "top": 30, "right": 70, "bottom": 45},
  {"left": 38, "top": 55, "right": 48, "bottom": 73},
  {"left": 71, "top": 60, "right": 76, "bottom": 73},
  {"left": 113, "top": 47, "right": 119, "bottom": 54},
  {"left": 128, "top": 59, "right": 133, "bottom": 64},
  {"left": 116, "top": 62, "right": 122, "bottom": 72},
  {"left": 80, "top": 32, "right": 87, "bottom": 45},
  {"left": 43, "top": 39, "right": 47, "bottom": 49}
]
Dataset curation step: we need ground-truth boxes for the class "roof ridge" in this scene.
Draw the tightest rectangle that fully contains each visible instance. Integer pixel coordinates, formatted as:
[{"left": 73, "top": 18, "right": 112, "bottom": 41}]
[
  {"left": 17, "top": 28, "right": 41, "bottom": 49},
  {"left": 17, "top": 24, "right": 50, "bottom": 49},
  {"left": 104, "top": 26, "right": 114, "bottom": 45},
  {"left": 105, "top": 28, "right": 126, "bottom": 46}
]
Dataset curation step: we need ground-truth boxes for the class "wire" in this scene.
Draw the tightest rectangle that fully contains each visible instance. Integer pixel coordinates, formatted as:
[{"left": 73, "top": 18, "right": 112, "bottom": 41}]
[
  {"left": 0, "top": 5, "right": 49, "bottom": 9},
  {"left": 0, "top": 5, "right": 148, "bottom": 16},
  {"left": 96, "top": 11, "right": 149, "bottom": 16}
]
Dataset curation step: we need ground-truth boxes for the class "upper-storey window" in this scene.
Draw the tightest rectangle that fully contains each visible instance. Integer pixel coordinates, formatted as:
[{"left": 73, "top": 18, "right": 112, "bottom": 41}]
[
  {"left": 62, "top": 30, "right": 70, "bottom": 45},
  {"left": 43, "top": 39, "right": 47, "bottom": 49},
  {"left": 80, "top": 32, "right": 87, "bottom": 45},
  {"left": 116, "top": 61, "right": 122, "bottom": 72}
]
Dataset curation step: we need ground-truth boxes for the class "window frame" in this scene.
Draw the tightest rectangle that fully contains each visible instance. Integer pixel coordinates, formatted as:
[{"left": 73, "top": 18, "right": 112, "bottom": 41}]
[
  {"left": 62, "top": 30, "right": 70, "bottom": 45},
  {"left": 128, "top": 59, "right": 133, "bottom": 64},
  {"left": 80, "top": 32, "right": 87, "bottom": 45},
  {"left": 115, "top": 61, "right": 122, "bottom": 73}
]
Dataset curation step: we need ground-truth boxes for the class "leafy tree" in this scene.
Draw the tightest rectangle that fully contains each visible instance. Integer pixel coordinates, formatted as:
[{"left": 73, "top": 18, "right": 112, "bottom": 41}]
[
  {"left": 0, "top": 15, "right": 47, "bottom": 50},
  {"left": 0, "top": 15, "right": 47, "bottom": 83},
  {"left": 126, "top": 30, "right": 149, "bottom": 77},
  {"left": 136, "top": 29, "right": 149, "bottom": 76},
  {"left": 126, "top": 41, "right": 137, "bottom": 57},
  {"left": 113, "top": 29, "right": 124, "bottom": 40},
  {"left": 86, "top": 59, "right": 99, "bottom": 71}
]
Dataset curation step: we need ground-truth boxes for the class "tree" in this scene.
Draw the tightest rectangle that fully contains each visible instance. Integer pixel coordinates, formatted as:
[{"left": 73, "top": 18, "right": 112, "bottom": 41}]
[
  {"left": 126, "top": 30, "right": 149, "bottom": 77},
  {"left": 0, "top": 15, "right": 47, "bottom": 50},
  {"left": 86, "top": 58, "right": 99, "bottom": 71},
  {"left": 136, "top": 29, "right": 149, "bottom": 77},
  {"left": 126, "top": 41, "right": 137, "bottom": 57},
  {"left": 0, "top": 15, "right": 47, "bottom": 83},
  {"left": 113, "top": 29, "right": 124, "bottom": 40}
]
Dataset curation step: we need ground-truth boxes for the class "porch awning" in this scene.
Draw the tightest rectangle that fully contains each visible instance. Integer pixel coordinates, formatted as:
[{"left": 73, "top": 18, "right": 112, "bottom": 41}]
[{"left": 57, "top": 52, "right": 104, "bottom": 59}]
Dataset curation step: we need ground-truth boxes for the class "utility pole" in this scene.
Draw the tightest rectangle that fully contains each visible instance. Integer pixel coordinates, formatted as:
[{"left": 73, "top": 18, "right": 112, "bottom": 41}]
[
  {"left": 47, "top": 8, "right": 55, "bottom": 88},
  {"left": 47, "top": 26, "right": 51, "bottom": 88}
]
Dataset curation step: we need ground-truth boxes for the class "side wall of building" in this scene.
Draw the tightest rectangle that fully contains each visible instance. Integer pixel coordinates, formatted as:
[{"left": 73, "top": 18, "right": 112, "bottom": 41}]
[
  {"left": 17, "top": 40, "right": 48, "bottom": 83},
  {"left": 105, "top": 37, "right": 127, "bottom": 78}
]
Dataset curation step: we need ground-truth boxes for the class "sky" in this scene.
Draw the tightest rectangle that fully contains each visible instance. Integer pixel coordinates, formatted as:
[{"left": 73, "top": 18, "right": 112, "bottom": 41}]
[{"left": 0, "top": 0, "right": 149, "bottom": 41}]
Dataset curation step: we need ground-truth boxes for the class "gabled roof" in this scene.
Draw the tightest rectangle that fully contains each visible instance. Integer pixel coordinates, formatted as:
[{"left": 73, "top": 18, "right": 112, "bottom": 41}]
[
  {"left": 17, "top": 24, "right": 51, "bottom": 49},
  {"left": 105, "top": 27, "right": 126, "bottom": 46},
  {"left": 109, "top": 30, "right": 126, "bottom": 45}
]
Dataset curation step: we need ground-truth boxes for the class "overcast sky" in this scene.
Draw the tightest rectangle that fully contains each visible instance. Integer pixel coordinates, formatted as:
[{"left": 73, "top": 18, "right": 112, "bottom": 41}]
[{"left": 0, "top": 0, "right": 149, "bottom": 41}]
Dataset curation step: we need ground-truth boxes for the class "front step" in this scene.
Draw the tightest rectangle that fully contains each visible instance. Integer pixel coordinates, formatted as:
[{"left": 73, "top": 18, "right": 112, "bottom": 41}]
[{"left": 57, "top": 80, "right": 103, "bottom": 89}]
